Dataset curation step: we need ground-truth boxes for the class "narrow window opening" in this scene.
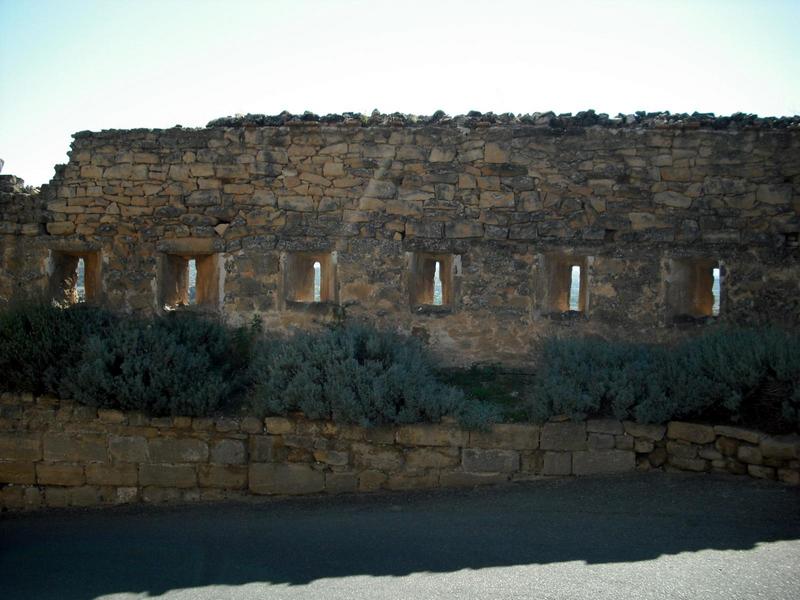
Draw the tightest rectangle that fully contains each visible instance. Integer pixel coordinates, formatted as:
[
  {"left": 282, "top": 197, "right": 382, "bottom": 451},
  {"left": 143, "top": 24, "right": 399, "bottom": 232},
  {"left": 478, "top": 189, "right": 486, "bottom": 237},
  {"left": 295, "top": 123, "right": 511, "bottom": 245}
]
[
  {"left": 433, "top": 261, "right": 443, "bottom": 306},
  {"left": 187, "top": 258, "right": 197, "bottom": 305},
  {"left": 711, "top": 267, "right": 721, "bottom": 316},
  {"left": 568, "top": 265, "right": 581, "bottom": 311},
  {"left": 75, "top": 258, "right": 86, "bottom": 303},
  {"left": 313, "top": 261, "right": 322, "bottom": 302}
]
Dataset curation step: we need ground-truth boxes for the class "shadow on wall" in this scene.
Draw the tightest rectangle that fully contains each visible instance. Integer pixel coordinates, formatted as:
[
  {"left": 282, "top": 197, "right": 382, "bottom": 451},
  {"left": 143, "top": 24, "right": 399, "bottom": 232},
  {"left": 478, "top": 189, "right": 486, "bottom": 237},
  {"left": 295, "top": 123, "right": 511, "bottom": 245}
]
[{"left": 1, "top": 472, "right": 799, "bottom": 599}]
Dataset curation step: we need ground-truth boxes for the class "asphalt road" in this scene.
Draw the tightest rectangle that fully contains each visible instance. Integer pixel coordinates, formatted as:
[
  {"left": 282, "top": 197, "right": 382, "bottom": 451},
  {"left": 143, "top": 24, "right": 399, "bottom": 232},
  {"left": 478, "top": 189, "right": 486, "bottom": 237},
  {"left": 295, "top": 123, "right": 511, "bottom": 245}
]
[{"left": 1, "top": 472, "right": 799, "bottom": 600}]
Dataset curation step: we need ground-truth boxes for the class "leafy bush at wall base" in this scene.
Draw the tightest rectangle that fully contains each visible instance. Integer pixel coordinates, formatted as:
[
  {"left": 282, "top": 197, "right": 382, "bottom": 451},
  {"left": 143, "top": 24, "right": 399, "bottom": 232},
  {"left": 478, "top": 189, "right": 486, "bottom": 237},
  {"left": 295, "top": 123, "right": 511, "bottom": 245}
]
[
  {"left": 0, "top": 302, "right": 116, "bottom": 396},
  {"left": 247, "top": 324, "right": 498, "bottom": 429},
  {"left": 65, "top": 312, "right": 253, "bottom": 417},
  {"left": 527, "top": 328, "right": 800, "bottom": 433}
]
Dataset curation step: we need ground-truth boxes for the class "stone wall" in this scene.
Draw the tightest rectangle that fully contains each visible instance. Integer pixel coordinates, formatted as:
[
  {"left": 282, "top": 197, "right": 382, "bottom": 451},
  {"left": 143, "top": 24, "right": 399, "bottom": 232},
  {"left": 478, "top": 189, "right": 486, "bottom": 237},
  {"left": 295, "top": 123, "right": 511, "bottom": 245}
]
[
  {"left": 1, "top": 112, "right": 799, "bottom": 365},
  {"left": 1, "top": 393, "right": 797, "bottom": 511}
]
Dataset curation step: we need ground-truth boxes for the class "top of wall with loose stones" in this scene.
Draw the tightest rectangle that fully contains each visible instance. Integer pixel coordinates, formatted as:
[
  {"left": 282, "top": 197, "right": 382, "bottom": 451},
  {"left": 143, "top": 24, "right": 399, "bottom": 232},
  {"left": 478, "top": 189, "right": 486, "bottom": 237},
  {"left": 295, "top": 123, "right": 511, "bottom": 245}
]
[{"left": 70, "top": 110, "right": 800, "bottom": 140}]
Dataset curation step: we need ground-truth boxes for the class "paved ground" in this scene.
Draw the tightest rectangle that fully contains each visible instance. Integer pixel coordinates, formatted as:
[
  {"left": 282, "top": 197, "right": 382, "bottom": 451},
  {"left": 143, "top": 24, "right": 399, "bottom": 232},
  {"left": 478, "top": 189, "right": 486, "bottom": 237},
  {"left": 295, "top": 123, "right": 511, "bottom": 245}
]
[{"left": 1, "top": 472, "right": 799, "bottom": 600}]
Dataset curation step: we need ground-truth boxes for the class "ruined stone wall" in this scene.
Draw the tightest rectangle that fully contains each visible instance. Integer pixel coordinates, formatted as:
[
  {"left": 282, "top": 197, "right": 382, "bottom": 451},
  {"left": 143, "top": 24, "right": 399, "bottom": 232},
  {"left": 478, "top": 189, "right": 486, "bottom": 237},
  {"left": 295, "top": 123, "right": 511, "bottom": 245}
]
[
  {"left": 1, "top": 393, "right": 798, "bottom": 511},
  {"left": 2, "top": 113, "right": 800, "bottom": 365}
]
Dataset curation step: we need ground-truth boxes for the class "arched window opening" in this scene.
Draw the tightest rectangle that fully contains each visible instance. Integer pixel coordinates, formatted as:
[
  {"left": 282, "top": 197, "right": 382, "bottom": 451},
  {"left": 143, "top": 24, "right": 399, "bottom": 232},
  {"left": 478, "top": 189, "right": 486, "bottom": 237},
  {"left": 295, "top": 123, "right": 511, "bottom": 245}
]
[
  {"left": 569, "top": 265, "right": 581, "bottom": 311},
  {"left": 187, "top": 258, "right": 197, "bottom": 305},
  {"left": 433, "top": 261, "right": 443, "bottom": 306},
  {"left": 313, "top": 261, "right": 322, "bottom": 302},
  {"left": 711, "top": 267, "right": 721, "bottom": 317},
  {"left": 75, "top": 258, "right": 86, "bottom": 303}
]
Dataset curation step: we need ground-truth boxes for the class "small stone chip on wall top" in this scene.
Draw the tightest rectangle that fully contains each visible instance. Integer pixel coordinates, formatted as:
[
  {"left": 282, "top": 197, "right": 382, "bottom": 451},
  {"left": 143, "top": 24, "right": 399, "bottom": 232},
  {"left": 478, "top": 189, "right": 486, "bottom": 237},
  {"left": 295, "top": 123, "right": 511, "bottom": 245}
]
[{"left": 0, "top": 394, "right": 797, "bottom": 511}]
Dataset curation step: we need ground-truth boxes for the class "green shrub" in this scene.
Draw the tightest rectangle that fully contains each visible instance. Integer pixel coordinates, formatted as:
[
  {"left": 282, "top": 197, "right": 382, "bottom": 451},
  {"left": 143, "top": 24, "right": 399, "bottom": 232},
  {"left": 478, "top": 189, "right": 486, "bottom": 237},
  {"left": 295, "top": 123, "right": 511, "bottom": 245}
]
[
  {"left": 0, "top": 302, "right": 115, "bottom": 396},
  {"left": 526, "top": 328, "right": 800, "bottom": 433},
  {"left": 65, "top": 312, "right": 253, "bottom": 416},
  {"left": 248, "top": 324, "right": 498, "bottom": 429}
]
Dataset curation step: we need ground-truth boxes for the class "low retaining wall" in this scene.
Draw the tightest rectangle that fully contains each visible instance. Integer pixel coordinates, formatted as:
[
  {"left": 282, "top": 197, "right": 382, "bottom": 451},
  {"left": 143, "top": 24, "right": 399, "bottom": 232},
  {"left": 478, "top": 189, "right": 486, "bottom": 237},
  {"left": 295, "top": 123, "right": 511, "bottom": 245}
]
[{"left": 1, "top": 393, "right": 798, "bottom": 510}]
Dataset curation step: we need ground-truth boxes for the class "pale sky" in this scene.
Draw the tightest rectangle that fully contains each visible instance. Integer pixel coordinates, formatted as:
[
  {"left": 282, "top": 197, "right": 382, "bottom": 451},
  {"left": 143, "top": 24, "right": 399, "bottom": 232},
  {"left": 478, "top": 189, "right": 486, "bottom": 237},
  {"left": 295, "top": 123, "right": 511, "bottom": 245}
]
[{"left": 1, "top": 0, "right": 798, "bottom": 186}]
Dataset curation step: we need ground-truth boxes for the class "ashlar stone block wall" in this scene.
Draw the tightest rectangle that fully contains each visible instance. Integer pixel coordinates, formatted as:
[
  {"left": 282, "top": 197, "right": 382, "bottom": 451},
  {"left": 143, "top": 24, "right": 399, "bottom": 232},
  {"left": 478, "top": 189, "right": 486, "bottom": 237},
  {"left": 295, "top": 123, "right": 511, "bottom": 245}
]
[
  {"left": 1, "top": 113, "right": 799, "bottom": 365},
  {"left": 1, "top": 393, "right": 798, "bottom": 511}
]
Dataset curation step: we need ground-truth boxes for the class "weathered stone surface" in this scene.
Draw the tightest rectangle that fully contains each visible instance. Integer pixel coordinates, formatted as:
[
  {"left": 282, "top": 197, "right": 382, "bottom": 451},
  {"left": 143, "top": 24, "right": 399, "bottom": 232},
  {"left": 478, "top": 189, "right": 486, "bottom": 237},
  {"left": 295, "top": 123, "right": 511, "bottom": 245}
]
[
  {"left": 540, "top": 422, "right": 587, "bottom": 451},
  {"left": 325, "top": 471, "right": 358, "bottom": 494},
  {"left": 542, "top": 452, "right": 572, "bottom": 476},
  {"left": 404, "top": 447, "right": 460, "bottom": 469},
  {"left": 0, "top": 433, "right": 41, "bottom": 461},
  {"left": 351, "top": 443, "right": 404, "bottom": 470},
  {"left": 713, "top": 425, "right": 761, "bottom": 444},
  {"left": 737, "top": 445, "right": 763, "bottom": 465},
  {"left": 667, "top": 422, "right": 715, "bottom": 445},
  {"left": 358, "top": 469, "right": 387, "bottom": 491},
  {"left": 139, "top": 464, "right": 197, "bottom": 488},
  {"left": 469, "top": 424, "right": 539, "bottom": 450},
  {"left": 148, "top": 438, "right": 208, "bottom": 463},
  {"left": 572, "top": 450, "right": 635, "bottom": 476},
  {"left": 198, "top": 464, "right": 247, "bottom": 489},
  {"left": 588, "top": 433, "right": 615, "bottom": 450},
  {"left": 668, "top": 457, "right": 707, "bottom": 472},
  {"left": 586, "top": 419, "right": 624, "bottom": 435},
  {"left": 0, "top": 461, "right": 36, "bottom": 484},
  {"left": 210, "top": 439, "right": 246, "bottom": 464},
  {"left": 395, "top": 425, "right": 468, "bottom": 447},
  {"left": 43, "top": 433, "right": 107, "bottom": 463},
  {"left": 249, "top": 463, "right": 324, "bottom": 495},
  {"left": 249, "top": 435, "right": 283, "bottom": 462},
  {"left": 666, "top": 440, "right": 697, "bottom": 459},
  {"left": 86, "top": 463, "right": 138, "bottom": 486},
  {"left": 385, "top": 472, "right": 439, "bottom": 490},
  {"left": 747, "top": 464, "right": 775, "bottom": 480},
  {"left": 36, "top": 463, "right": 85, "bottom": 486},
  {"left": 313, "top": 449, "right": 349, "bottom": 466},
  {"left": 760, "top": 435, "right": 800, "bottom": 460},
  {"left": 109, "top": 436, "right": 148, "bottom": 462},
  {"left": 462, "top": 448, "right": 519, "bottom": 473},
  {"left": 623, "top": 422, "right": 666, "bottom": 441}
]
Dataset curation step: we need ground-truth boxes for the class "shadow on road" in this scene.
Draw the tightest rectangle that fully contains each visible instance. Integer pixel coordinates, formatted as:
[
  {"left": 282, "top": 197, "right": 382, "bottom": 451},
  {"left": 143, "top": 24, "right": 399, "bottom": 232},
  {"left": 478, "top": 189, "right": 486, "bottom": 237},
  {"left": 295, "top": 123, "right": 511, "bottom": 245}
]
[{"left": 1, "top": 472, "right": 798, "bottom": 599}]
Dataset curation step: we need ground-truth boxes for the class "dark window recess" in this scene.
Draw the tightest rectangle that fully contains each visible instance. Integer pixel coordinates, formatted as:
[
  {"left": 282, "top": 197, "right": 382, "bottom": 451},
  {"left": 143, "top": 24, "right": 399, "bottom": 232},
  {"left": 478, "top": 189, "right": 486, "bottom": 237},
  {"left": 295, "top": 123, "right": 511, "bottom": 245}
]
[
  {"left": 409, "top": 253, "right": 457, "bottom": 311},
  {"left": 49, "top": 251, "right": 101, "bottom": 305},
  {"left": 283, "top": 253, "right": 336, "bottom": 304},
  {"left": 666, "top": 258, "right": 722, "bottom": 320},
  {"left": 539, "top": 254, "right": 589, "bottom": 316},
  {"left": 160, "top": 254, "right": 219, "bottom": 310}
]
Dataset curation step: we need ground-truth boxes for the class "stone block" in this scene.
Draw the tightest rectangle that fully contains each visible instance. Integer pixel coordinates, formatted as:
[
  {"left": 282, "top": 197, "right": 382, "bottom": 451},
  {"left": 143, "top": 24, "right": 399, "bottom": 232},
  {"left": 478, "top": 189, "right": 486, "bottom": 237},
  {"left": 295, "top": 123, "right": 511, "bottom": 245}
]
[
  {"left": 69, "top": 486, "right": 101, "bottom": 507},
  {"left": 210, "top": 439, "right": 246, "bottom": 464},
  {"left": 588, "top": 433, "right": 615, "bottom": 450},
  {"left": 197, "top": 465, "right": 247, "bottom": 489},
  {"left": 249, "top": 463, "right": 324, "bottom": 495},
  {"left": 37, "top": 463, "right": 85, "bottom": 486},
  {"left": 325, "top": 471, "right": 358, "bottom": 494},
  {"left": 364, "top": 427, "right": 395, "bottom": 444},
  {"left": 43, "top": 433, "right": 107, "bottom": 463},
  {"left": 313, "top": 449, "right": 350, "bottom": 466},
  {"left": 760, "top": 435, "right": 800, "bottom": 460},
  {"left": 540, "top": 422, "right": 587, "bottom": 451},
  {"left": 240, "top": 417, "right": 263, "bottom": 434},
  {"left": 667, "top": 422, "right": 715, "bottom": 445},
  {"left": 265, "top": 417, "right": 295, "bottom": 434},
  {"left": 97, "top": 409, "right": 126, "bottom": 424},
  {"left": 747, "top": 465, "right": 776, "bottom": 480},
  {"left": 139, "top": 464, "right": 197, "bottom": 488},
  {"left": 0, "top": 461, "right": 36, "bottom": 484},
  {"left": 572, "top": 450, "right": 635, "bottom": 476},
  {"left": 142, "top": 487, "right": 182, "bottom": 504},
  {"left": 777, "top": 468, "right": 800, "bottom": 485},
  {"left": 668, "top": 457, "right": 707, "bottom": 472},
  {"left": 358, "top": 470, "right": 387, "bottom": 491},
  {"left": 462, "top": 448, "right": 519, "bottom": 473},
  {"left": 385, "top": 472, "right": 440, "bottom": 491},
  {"left": 439, "top": 471, "right": 508, "bottom": 488},
  {"left": 351, "top": 443, "right": 404, "bottom": 470},
  {"left": 666, "top": 440, "right": 697, "bottom": 459},
  {"left": 586, "top": 419, "right": 624, "bottom": 435},
  {"left": 249, "top": 435, "right": 284, "bottom": 462},
  {"left": 737, "top": 445, "right": 763, "bottom": 465},
  {"left": 86, "top": 463, "right": 138, "bottom": 486},
  {"left": 468, "top": 424, "right": 539, "bottom": 450},
  {"left": 542, "top": 452, "right": 572, "bottom": 476},
  {"left": 395, "top": 424, "right": 468, "bottom": 447},
  {"left": 405, "top": 447, "right": 460, "bottom": 469},
  {"left": 634, "top": 439, "right": 654, "bottom": 453},
  {"left": 0, "top": 433, "right": 41, "bottom": 461},
  {"left": 713, "top": 425, "right": 761, "bottom": 444},
  {"left": 715, "top": 436, "right": 739, "bottom": 457},
  {"left": 623, "top": 422, "right": 666, "bottom": 441},
  {"left": 109, "top": 436, "right": 149, "bottom": 462},
  {"left": 649, "top": 447, "right": 667, "bottom": 467},
  {"left": 148, "top": 438, "right": 208, "bottom": 463}
]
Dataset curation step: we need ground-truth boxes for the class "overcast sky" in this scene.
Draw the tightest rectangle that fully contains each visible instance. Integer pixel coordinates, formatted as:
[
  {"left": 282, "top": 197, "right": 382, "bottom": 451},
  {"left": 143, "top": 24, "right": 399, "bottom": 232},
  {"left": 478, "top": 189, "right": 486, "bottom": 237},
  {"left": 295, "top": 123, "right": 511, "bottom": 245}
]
[{"left": 1, "top": 0, "right": 798, "bottom": 185}]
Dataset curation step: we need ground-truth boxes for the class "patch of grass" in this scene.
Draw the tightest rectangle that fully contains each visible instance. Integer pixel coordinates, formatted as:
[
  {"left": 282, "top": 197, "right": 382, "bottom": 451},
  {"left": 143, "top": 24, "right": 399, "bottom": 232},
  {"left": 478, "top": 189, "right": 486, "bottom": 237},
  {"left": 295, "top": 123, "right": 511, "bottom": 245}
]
[{"left": 440, "top": 365, "right": 534, "bottom": 422}]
